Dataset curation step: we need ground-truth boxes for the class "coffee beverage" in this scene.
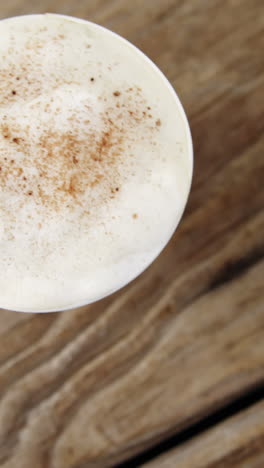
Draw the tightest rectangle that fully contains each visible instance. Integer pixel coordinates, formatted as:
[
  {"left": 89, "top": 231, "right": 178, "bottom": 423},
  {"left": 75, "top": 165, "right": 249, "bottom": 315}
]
[{"left": 0, "top": 14, "right": 193, "bottom": 312}]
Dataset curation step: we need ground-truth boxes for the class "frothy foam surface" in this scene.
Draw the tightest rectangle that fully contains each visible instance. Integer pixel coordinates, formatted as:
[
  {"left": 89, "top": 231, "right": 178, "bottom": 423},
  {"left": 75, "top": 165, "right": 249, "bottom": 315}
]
[{"left": 0, "top": 14, "right": 192, "bottom": 312}]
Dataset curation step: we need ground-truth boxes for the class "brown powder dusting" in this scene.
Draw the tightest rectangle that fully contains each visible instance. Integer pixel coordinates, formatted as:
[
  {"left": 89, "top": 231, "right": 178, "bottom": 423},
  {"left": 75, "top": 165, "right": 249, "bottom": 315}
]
[
  {"left": 0, "top": 114, "right": 127, "bottom": 211},
  {"left": 156, "top": 118, "right": 161, "bottom": 126},
  {"left": 2, "top": 125, "right": 11, "bottom": 139},
  {"left": 16, "top": 168, "right": 23, "bottom": 177},
  {"left": 72, "top": 155, "right": 79, "bottom": 164},
  {"left": 0, "top": 55, "right": 161, "bottom": 218}
]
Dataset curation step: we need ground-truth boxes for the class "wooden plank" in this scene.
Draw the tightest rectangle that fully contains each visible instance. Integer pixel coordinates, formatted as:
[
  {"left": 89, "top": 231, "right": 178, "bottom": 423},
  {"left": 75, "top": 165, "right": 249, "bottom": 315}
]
[
  {"left": 143, "top": 399, "right": 264, "bottom": 468},
  {"left": 0, "top": 0, "right": 264, "bottom": 467},
  {"left": 0, "top": 197, "right": 263, "bottom": 468}
]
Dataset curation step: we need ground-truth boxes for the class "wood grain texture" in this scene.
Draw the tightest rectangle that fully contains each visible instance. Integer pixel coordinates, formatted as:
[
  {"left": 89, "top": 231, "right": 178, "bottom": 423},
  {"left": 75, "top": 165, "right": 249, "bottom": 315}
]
[
  {"left": 144, "top": 399, "right": 264, "bottom": 468},
  {"left": 0, "top": 0, "right": 264, "bottom": 467}
]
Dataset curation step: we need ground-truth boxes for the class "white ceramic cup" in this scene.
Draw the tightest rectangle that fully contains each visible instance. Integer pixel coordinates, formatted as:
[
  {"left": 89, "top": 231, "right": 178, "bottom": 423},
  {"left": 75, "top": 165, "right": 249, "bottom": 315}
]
[{"left": 0, "top": 14, "right": 193, "bottom": 313}]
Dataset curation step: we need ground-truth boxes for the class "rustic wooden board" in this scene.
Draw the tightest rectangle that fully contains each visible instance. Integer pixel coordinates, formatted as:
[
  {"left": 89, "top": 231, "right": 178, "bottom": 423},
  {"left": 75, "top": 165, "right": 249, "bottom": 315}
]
[
  {"left": 0, "top": 0, "right": 264, "bottom": 467},
  {"left": 144, "top": 399, "right": 264, "bottom": 468}
]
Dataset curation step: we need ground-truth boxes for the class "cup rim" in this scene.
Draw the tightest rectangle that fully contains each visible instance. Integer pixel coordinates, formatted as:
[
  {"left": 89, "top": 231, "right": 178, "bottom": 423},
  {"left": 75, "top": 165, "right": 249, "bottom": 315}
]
[{"left": 0, "top": 13, "right": 193, "bottom": 313}]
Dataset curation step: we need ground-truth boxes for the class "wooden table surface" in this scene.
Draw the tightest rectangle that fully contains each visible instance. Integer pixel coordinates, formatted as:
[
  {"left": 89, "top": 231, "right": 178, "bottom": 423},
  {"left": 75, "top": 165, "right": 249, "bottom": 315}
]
[{"left": 0, "top": 1, "right": 263, "bottom": 467}]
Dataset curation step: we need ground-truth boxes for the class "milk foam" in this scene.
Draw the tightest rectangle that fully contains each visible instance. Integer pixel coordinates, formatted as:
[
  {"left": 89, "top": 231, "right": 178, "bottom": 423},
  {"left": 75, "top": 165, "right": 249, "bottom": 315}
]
[{"left": 0, "top": 14, "right": 192, "bottom": 312}]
